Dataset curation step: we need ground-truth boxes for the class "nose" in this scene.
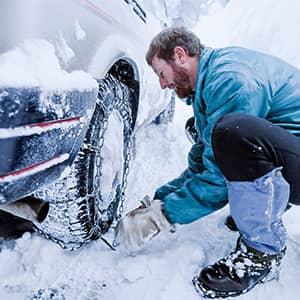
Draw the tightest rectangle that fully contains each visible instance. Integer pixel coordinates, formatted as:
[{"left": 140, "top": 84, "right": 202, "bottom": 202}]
[{"left": 159, "top": 78, "right": 168, "bottom": 89}]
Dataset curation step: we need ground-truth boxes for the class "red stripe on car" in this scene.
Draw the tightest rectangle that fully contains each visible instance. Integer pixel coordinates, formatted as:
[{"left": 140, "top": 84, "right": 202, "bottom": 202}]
[
  {"left": 0, "top": 154, "right": 69, "bottom": 181},
  {"left": 29, "top": 117, "right": 81, "bottom": 128}
]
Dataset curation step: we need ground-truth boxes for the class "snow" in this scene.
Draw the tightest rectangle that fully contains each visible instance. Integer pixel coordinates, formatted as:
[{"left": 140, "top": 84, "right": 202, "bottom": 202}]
[
  {"left": 56, "top": 31, "right": 75, "bottom": 66},
  {"left": 74, "top": 20, "right": 86, "bottom": 41},
  {"left": 194, "top": 0, "right": 300, "bottom": 69},
  {"left": 101, "top": 110, "right": 124, "bottom": 209},
  {"left": 0, "top": 39, "right": 97, "bottom": 90},
  {"left": 1, "top": 0, "right": 300, "bottom": 299}
]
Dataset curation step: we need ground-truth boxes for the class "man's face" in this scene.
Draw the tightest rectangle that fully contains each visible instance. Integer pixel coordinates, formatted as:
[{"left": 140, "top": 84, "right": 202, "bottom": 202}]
[{"left": 151, "top": 55, "right": 193, "bottom": 99}]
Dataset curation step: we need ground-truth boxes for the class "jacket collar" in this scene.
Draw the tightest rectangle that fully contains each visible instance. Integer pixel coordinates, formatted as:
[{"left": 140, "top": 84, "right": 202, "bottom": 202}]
[{"left": 193, "top": 47, "right": 214, "bottom": 105}]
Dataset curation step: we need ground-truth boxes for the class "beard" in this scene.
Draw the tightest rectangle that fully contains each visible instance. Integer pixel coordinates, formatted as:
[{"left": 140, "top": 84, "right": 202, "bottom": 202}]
[{"left": 171, "top": 63, "right": 194, "bottom": 99}]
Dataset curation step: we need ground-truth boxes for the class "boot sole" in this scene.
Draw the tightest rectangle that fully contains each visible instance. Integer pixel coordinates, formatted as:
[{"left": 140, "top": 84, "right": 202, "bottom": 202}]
[{"left": 192, "top": 277, "right": 243, "bottom": 298}]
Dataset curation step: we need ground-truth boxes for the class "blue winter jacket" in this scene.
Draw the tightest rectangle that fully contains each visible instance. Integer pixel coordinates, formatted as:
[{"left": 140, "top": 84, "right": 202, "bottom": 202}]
[{"left": 154, "top": 46, "right": 300, "bottom": 224}]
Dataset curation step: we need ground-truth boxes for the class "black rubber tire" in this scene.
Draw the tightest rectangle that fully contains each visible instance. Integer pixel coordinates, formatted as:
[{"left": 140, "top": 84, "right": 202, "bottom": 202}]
[{"left": 34, "top": 75, "right": 133, "bottom": 250}]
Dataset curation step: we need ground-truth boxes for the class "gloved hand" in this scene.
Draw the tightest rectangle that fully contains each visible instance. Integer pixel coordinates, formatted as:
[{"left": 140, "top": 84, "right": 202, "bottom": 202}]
[{"left": 114, "top": 195, "right": 174, "bottom": 251}]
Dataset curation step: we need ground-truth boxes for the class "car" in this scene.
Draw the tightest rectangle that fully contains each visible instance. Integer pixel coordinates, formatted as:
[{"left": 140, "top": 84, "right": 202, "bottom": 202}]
[{"left": 0, "top": 0, "right": 174, "bottom": 249}]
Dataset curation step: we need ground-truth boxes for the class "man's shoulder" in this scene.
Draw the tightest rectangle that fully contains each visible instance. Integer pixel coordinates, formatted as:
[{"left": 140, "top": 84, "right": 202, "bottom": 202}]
[
  {"left": 209, "top": 46, "right": 258, "bottom": 63},
  {"left": 202, "top": 46, "right": 251, "bottom": 77},
  {"left": 210, "top": 46, "right": 293, "bottom": 68},
  {"left": 204, "top": 46, "right": 293, "bottom": 77}
]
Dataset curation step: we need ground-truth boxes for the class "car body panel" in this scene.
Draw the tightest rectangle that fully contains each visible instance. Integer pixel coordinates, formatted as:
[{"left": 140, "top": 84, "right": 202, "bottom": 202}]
[{"left": 0, "top": 87, "right": 97, "bottom": 204}]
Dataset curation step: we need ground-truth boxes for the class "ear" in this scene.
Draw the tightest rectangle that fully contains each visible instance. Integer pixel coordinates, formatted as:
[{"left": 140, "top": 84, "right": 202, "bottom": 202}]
[{"left": 173, "top": 46, "right": 187, "bottom": 64}]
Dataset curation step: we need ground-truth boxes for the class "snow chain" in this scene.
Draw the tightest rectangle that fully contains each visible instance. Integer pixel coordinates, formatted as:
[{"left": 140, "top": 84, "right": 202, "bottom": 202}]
[
  {"left": 92, "top": 76, "right": 133, "bottom": 236},
  {"left": 36, "top": 75, "right": 133, "bottom": 251}
]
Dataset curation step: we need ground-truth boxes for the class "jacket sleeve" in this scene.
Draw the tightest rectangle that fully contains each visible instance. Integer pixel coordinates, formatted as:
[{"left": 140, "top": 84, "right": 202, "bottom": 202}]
[{"left": 158, "top": 68, "right": 271, "bottom": 225}]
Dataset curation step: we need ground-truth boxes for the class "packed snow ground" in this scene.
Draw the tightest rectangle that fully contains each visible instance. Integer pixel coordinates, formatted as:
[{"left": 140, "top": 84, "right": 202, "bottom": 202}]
[{"left": 1, "top": 0, "right": 300, "bottom": 299}]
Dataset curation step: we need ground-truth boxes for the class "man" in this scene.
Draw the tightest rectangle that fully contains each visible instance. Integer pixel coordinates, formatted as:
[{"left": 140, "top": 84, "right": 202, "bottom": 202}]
[{"left": 115, "top": 27, "right": 300, "bottom": 298}]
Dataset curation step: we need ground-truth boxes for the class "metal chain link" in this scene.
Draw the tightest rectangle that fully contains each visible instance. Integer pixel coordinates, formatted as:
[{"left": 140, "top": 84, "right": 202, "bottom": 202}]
[
  {"left": 93, "top": 74, "right": 133, "bottom": 228},
  {"left": 36, "top": 74, "right": 133, "bottom": 251}
]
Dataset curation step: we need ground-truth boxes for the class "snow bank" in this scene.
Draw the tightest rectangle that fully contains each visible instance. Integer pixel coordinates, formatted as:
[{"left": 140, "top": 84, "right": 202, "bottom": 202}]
[
  {"left": 194, "top": 0, "right": 300, "bottom": 68},
  {"left": 0, "top": 39, "right": 97, "bottom": 90}
]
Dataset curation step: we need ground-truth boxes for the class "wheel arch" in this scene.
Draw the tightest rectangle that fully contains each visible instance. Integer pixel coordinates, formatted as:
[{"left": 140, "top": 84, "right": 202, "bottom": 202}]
[
  {"left": 107, "top": 58, "right": 139, "bottom": 131},
  {"left": 88, "top": 36, "right": 142, "bottom": 131}
]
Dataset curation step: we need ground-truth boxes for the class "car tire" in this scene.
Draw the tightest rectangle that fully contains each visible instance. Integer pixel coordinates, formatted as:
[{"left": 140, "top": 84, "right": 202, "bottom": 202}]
[{"left": 33, "top": 75, "right": 133, "bottom": 250}]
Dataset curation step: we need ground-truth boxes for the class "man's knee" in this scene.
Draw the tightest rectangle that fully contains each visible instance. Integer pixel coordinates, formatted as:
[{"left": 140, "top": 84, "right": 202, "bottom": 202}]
[
  {"left": 212, "top": 113, "right": 280, "bottom": 181},
  {"left": 212, "top": 112, "right": 246, "bottom": 153},
  {"left": 211, "top": 113, "right": 260, "bottom": 181}
]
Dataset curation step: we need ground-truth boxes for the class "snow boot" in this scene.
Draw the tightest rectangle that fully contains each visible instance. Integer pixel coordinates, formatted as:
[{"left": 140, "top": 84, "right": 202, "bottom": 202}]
[{"left": 192, "top": 237, "right": 286, "bottom": 298}]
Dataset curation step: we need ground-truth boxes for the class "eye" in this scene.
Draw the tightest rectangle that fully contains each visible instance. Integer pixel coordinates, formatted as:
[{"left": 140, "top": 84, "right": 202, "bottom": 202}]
[{"left": 159, "top": 71, "right": 165, "bottom": 79}]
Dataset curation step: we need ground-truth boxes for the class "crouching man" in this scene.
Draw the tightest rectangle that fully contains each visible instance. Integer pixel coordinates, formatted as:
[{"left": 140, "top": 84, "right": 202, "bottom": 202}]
[{"left": 115, "top": 27, "right": 300, "bottom": 298}]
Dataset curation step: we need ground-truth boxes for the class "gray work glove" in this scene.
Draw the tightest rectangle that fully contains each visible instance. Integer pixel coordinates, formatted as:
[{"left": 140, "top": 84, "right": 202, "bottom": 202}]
[{"left": 114, "top": 195, "right": 174, "bottom": 251}]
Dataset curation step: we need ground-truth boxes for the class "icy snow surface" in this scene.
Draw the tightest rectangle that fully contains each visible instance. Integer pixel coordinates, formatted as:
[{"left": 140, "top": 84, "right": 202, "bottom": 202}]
[
  {"left": 0, "top": 39, "right": 97, "bottom": 90},
  {"left": 74, "top": 20, "right": 86, "bottom": 41},
  {"left": 1, "top": 0, "right": 300, "bottom": 299},
  {"left": 56, "top": 31, "right": 75, "bottom": 66}
]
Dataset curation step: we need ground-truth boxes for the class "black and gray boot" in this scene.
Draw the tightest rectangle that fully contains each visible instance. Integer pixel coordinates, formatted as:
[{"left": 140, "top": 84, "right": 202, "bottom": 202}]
[{"left": 192, "top": 237, "right": 286, "bottom": 298}]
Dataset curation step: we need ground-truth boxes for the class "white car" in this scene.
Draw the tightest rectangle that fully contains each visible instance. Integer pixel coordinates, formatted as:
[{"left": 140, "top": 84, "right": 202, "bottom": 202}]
[{"left": 0, "top": 0, "right": 173, "bottom": 249}]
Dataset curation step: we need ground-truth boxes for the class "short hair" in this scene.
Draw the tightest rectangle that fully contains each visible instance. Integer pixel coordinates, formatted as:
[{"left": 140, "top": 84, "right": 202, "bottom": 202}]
[{"left": 146, "top": 27, "right": 204, "bottom": 66}]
